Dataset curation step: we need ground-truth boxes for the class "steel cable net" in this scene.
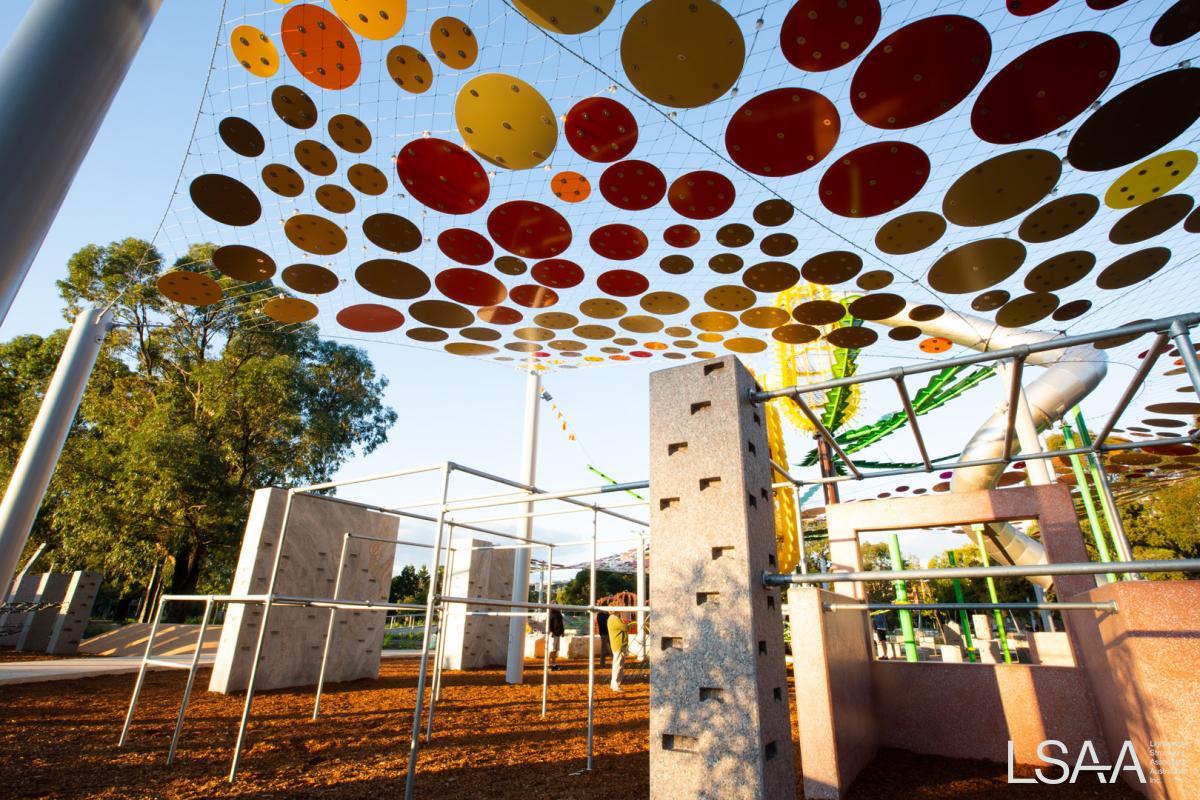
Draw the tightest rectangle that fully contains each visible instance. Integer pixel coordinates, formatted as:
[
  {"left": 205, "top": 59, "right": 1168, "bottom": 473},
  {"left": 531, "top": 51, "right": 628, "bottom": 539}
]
[{"left": 146, "top": 0, "right": 1200, "bottom": 495}]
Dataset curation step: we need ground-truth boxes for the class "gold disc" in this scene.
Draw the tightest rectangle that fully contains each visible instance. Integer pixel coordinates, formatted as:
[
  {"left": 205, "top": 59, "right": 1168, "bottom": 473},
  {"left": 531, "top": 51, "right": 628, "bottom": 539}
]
[
  {"left": 213, "top": 245, "right": 275, "bottom": 282},
  {"left": 387, "top": 45, "right": 433, "bottom": 94},
  {"left": 231, "top": 25, "right": 279, "bottom": 78},
  {"left": 495, "top": 256, "right": 527, "bottom": 276},
  {"left": 792, "top": 300, "right": 846, "bottom": 326},
  {"left": 445, "top": 342, "right": 498, "bottom": 357},
  {"left": 512, "top": 0, "right": 615, "bottom": 34},
  {"left": 348, "top": 163, "right": 388, "bottom": 196},
  {"left": 801, "top": 251, "right": 862, "bottom": 284},
  {"left": 548, "top": 339, "right": 587, "bottom": 351},
  {"left": 1018, "top": 193, "right": 1099, "bottom": 243},
  {"left": 772, "top": 324, "right": 819, "bottom": 344},
  {"left": 716, "top": 223, "right": 754, "bottom": 247},
  {"left": 1023, "top": 251, "right": 1096, "bottom": 292},
  {"left": 515, "top": 326, "right": 554, "bottom": 342},
  {"left": 263, "top": 296, "right": 318, "bottom": 323},
  {"left": 995, "top": 293, "right": 1059, "bottom": 327},
  {"left": 356, "top": 258, "right": 431, "bottom": 299},
  {"left": 691, "top": 311, "right": 738, "bottom": 332},
  {"left": 739, "top": 306, "right": 790, "bottom": 329},
  {"left": 574, "top": 324, "right": 615, "bottom": 340},
  {"left": 533, "top": 311, "right": 579, "bottom": 329},
  {"left": 724, "top": 337, "right": 767, "bottom": 354},
  {"left": 284, "top": 214, "right": 347, "bottom": 255},
  {"left": 363, "top": 213, "right": 421, "bottom": 253},
  {"left": 661, "top": 255, "right": 693, "bottom": 275},
  {"left": 461, "top": 327, "right": 502, "bottom": 342},
  {"left": 943, "top": 149, "right": 1062, "bottom": 227},
  {"left": 847, "top": 292, "right": 905, "bottom": 321},
  {"left": 753, "top": 198, "right": 795, "bottom": 226},
  {"left": 294, "top": 140, "right": 337, "bottom": 176},
  {"left": 826, "top": 326, "right": 878, "bottom": 349},
  {"left": 408, "top": 327, "right": 448, "bottom": 342},
  {"left": 640, "top": 291, "right": 690, "bottom": 315},
  {"left": 704, "top": 285, "right": 756, "bottom": 312},
  {"left": 327, "top": 113, "right": 372, "bottom": 153},
  {"left": 620, "top": 315, "right": 664, "bottom": 333},
  {"left": 271, "top": 85, "right": 317, "bottom": 129},
  {"left": 316, "top": 184, "right": 356, "bottom": 214},
  {"left": 580, "top": 297, "right": 627, "bottom": 319},
  {"left": 971, "top": 289, "right": 1010, "bottom": 312},
  {"left": 262, "top": 163, "right": 304, "bottom": 197},
  {"left": 455, "top": 73, "right": 558, "bottom": 170},
  {"left": 330, "top": 0, "right": 406, "bottom": 40},
  {"left": 409, "top": 299, "right": 473, "bottom": 328},
  {"left": 430, "top": 16, "right": 478, "bottom": 70},
  {"left": 875, "top": 211, "right": 945, "bottom": 255},
  {"left": 708, "top": 253, "right": 744, "bottom": 274},
  {"left": 927, "top": 238, "right": 1026, "bottom": 294},
  {"left": 156, "top": 270, "right": 223, "bottom": 306},
  {"left": 856, "top": 269, "right": 893, "bottom": 291}
]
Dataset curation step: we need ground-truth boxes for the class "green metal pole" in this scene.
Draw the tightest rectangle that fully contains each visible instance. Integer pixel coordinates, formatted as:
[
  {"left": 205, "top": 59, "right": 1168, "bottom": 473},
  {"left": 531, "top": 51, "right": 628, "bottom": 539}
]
[
  {"left": 947, "top": 550, "right": 977, "bottom": 662},
  {"left": 975, "top": 528, "right": 1013, "bottom": 664},
  {"left": 1071, "top": 407, "right": 1127, "bottom": 575},
  {"left": 1061, "top": 423, "right": 1116, "bottom": 583},
  {"left": 887, "top": 532, "right": 918, "bottom": 662}
]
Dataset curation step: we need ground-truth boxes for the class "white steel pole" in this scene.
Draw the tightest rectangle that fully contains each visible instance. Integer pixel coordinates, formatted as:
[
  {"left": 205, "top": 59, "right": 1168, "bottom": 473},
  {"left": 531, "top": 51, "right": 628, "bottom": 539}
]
[
  {"left": 505, "top": 369, "right": 541, "bottom": 684},
  {"left": 636, "top": 533, "right": 646, "bottom": 658}
]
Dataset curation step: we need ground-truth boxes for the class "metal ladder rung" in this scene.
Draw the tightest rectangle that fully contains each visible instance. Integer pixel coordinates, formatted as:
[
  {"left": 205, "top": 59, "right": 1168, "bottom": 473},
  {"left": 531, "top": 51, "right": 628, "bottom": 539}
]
[{"left": 145, "top": 657, "right": 196, "bottom": 670}]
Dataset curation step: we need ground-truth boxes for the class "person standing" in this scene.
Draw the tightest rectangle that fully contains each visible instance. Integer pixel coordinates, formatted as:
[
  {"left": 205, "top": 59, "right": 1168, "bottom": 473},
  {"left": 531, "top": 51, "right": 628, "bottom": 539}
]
[
  {"left": 547, "top": 607, "right": 565, "bottom": 671},
  {"left": 596, "top": 607, "right": 611, "bottom": 667},
  {"left": 607, "top": 613, "right": 629, "bottom": 692}
]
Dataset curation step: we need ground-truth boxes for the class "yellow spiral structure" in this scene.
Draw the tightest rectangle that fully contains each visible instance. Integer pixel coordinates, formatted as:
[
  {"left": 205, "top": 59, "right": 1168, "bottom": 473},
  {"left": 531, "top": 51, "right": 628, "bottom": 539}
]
[{"left": 764, "top": 396, "right": 799, "bottom": 573}]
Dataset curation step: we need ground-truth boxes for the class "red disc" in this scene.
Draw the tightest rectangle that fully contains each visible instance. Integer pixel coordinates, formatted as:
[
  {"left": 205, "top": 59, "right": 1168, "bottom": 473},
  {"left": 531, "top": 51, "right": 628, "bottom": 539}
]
[
  {"left": 281, "top": 4, "right": 361, "bottom": 91},
  {"left": 972, "top": 32, "right": 1119, "bottom": 145},
  {"left": 664, "top": 224, "right": 700, "bottom": 248},
  {"left": 851, "top": 15, "right": 991, "bottom": 129},
  {"left": 599, "top": 159, "right": 666, "bottom": 211},
  {"left": 564, "top": 97, "right": 639, "bottom": 163},
  {"left": 478, "top": 305, "right": 523, "bottom": 325},
  {"left": 668, "top": 171, "right": 736, "bottom": 219},
  {"left": 590, "top": 224, "right": 648, "bottom": 260},
  {"left": 531, "top": 259, "right": 585, "bottom": 289},
  {"left": 337, "top": 303, "right": 404, "bottom": 332},
  {"left": 396, "top": 138, "right": 489, "bottom": 214},
  {"left": 509, "top": 284, "right": 559, "bottom": 308},
  {"left": 630, "top": 351, "right": 652, "bottom": 358},
  {"left": 434, "top": 268, "right": 507, "bottom": 306},
  {"left": 819, "top": 142, "right": 930, "bottom": 218},
  {"left": 487, "top": 201, "right": 572, "bottom": 259},
  {"left": 725, "top": 89, "right": 840, "bottom": 177},
  {"left": 1007, "top": 0, "right": 1061, "bottom": 14},
  {"left": 437, "top": 228, "right": 494, "bottom": 265},
  {"left": 780, "top": 0, "right": 881, "bottom": 72},
  {"left": 597, "top": 270, "right": 650, "bottom": 297}
]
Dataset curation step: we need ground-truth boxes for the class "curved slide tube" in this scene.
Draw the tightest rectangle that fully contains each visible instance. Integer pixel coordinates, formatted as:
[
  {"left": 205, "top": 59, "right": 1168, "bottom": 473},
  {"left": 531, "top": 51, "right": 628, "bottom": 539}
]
[{"left": 878, "top": 304, "right": 1108, "bottom": 587}]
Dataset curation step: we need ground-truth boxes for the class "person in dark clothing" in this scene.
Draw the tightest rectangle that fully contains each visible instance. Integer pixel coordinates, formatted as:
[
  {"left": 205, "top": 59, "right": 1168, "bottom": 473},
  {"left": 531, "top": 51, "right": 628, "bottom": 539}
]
[
  {"left": 548, "top": 607, "right": 565, "bottom": 671},
  {"left": 596, "top": 608, "right": 612, "bottom": 667}
]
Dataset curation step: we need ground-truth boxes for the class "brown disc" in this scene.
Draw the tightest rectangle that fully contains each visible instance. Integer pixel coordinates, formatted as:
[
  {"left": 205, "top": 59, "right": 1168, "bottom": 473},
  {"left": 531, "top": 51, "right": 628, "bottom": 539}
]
[
  {"left": 640, "top": 291, "right": 690, "bottom": 315},
  {"left": 660, "top": 255, "right": 693, "bottom": 275},
  {"left": 494, "top": 256, "right": 527, "bottom": 276},
  {"left": 620, "top": 315, "right": 664, "bottom": 333},
  {"left": 356, "top": 259, "right": 431, "bottom": 299},
  {"left": 430, "top": 16, "right": 478, "bottom": 70},
  {"left": 995, "top": 292, "right": 1059, "bottom": 327},
  {"left": 754, "top": 199, "right": 795, "bottom": 227},
  {"left": 704, "top": 285, "right": 756, "bottom": 312},
  {"left": 793, "top": 300, "right": 846, "bottom": 325},
  {"left": 743, "top": 261, "right": 800, "bottom": 293},
  {"left": 724, "top": 337, "right": 767, "bottom": 354},
  {"left": 445, "top": 342, "right": 498, "bottom": 357},
  {"left": 1093, "top": 320, "right": 1150, "bottom": 349},
  {"left": 264, "top": 297, "right": 318, "bottom": 324},
  {"left": 1145, "top": 417, "right": 1187, "bottom": 429},
  {"left": 1109, "top": 195, "right": 1195, "bottom": 244},
  {"left": 348, "top": 164, "right": 388, "bottom": 196},
  {"left": 664, "top": 326, "right": 692, "bottom": 337},
  {"left": 219, "top": 117, "right": 265, "bottom": 158},
  {"left": 847, "top": 292, "right": 905, "bottom": 321},
  {"left": 574, "top": 324, "right": 615, "bottom": 340},
  {"left": 213, "top": 245, "right": 275, "bottom": 282},
  {"left": 271, "top": 85, "right": 318, "bottom": 129},
  {"left": 691, "top": 311, "right": 738, "bottom": 332},
  {"left": 1024, "top": 251, "right": 1095, "bottom": 292},
  {"left": 505, "top": 340, "right": 541, "bottom": 352},
  {"left": 1146, "top": 401, "right": 1200, "bottom": 415},
  {"left": 363, "top": 213, "right": 421, "bottom": 253},
  {"left": 548, "top": 339, "right": 587, "bottom": 352},
  {"left": 282, "top": 263, "right": 339, "bottom": 294},
  {"left": 388, "top": 45, "right": 433, "bottom": 94},
  {"left": 773, "top": 324, "right": 820, "bottom": 344},
  {"left": 294, "top": 140, "right": 337, "bottom": 176},
  {"left": 760, "top": 233, "right": 798, "bottom": 257},
  {"left": 460, "top": 327, "right": 502, "bottom": 342},
  {"left": 874, "top": 211, "right": 946, "bottom": 255},
  {"left": 408, "top": 327, "right": 449, "bottom": 343},
  {"left": 908, "top": 304, "right": 944, "bottom": 322},
  {"left": 801, "top": 251, "right": 862, "bottom": 284},
  {"left": 477, "top": 306, "right": 522, "bottom": 325},
  {"left": 739, "top": 306, "right": 791, "bottom": 329},
  {"left": 514, "top": 327, "right": 554, "bottom": 342},
  {"left": 533, "top": 312, "right": 579, "bottom": 330},
  {"left": 261, "top": 163, "right": 304, "bottom": 197},
  {"left": 942, "top": 149, "right": 1061, "bottom": 227},
  {"left": 889, "top": 325, "right": 921, "bottom": 341},
  {"left": 1018, "top": 193, "right": 1100, "bottom": 243},
  {"left": 1187, "top": 204, "right": 1200, "bottom": 233},
  {"left": 316, "top": 184, "right": 356, "bottom": 214},
  {"left": 189, "top": 174, "right": 261, "bottom": 226},
  {"left": 579, "top": 297, "right": 627, "bottom": 319},
  {"left": 613, "top": 337, "right": 638, "bottom": 346},
  {"left": 327, "top": 114, "right": 371, "bottom": 153},
  {"left": 856, "top": 270, "right": 893, "bottom": 291},
  {"left": 927, "top": 238, "right": 1026, "bottom": 294},
  {"left": 826, "top": 326, "right": 878, "bottom": 348},
  {"left": 409, "top": 299, "right": 473, "bottom": 328},
  {"left": 971, "top": 289, "right": 1010, "bottom": 312},
  {"left": 1096, "top": 248, "right": 1171, "bottom": 290},
  {"left": 285, "top": 214, "right": 346, "bottom": 255},
  {"left": 716, "top": 223, "right": 754, "bottom": 248},
  {"left": 156, "top": 270, "right": 223, "bottom": 306},
  {"left": 1052, "top": 299, "right": 1091, "bottom": 321},
  {"left": 709, "top": 253, "right": 744, "bottom": 274}
]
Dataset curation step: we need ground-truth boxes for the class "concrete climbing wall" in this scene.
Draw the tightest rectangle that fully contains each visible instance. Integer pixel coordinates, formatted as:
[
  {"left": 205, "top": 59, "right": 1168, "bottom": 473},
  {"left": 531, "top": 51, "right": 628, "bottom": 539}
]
[
  {"left": 15, "top": 572, "right": 71, "bottom": 651},
  {"left": 1, "top": 571, "right": 100, "bottom": 653},
  {"left": 440, "top": 538, "right": 516, "bottom": 670},
  {"left": 0, "top": 573, "right": 43, "bottom": 647},
  {"left": 208, "top": 488, "right": 398, "bottom": 694},
  {"left": 47, "top": 570, "right": 102, "bottom": 655},
  {"left": 647, "top": 356, "right": 796, "bottom": 800}
]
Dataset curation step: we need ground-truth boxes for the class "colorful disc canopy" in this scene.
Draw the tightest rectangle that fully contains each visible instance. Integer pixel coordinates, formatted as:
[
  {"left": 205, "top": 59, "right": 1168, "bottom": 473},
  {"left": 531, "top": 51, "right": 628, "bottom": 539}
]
[
  {"left": 780, "top": 0, "right": 881, "bottom": 72},
  {"left": 337, "top": 304, "right": 405, "bottom": 332},
  {"left": 725, "top": 88, "right": 839, "bottom": 177},
  {"left": 971, "top": 32, "right": 1118, "bottom": 145},
  {"left": 620, "top": 0, "right": 745, "bottom": 109},
  {"left": 488, "top": 201, "right": 572, "bottom": 259},
  {"left": 531, "top": 259, "right": 585, "bottom": 289},
  {"left": 819, "top": 142, "right": 929, "bottom": 218},
  {"left": 851, "top": 15, "right": 991, "bottom": 129},
  {"left": 430, "top": 16, "right": 477, "bottom": 69},
  {"left": 438, "top": 228, "right": 494, "bottom": 265},
  {"left": 590, "top": 224, "right": 648, "bottom": 260},
  {"left": 564, "top": 97, "right": 638, "bottom": 163},
  {"left": 599, "top": 160, "right": 666, "bottom": 210},
  {"left": 455, "top": 73, "right": 558, "bottom": 170},
  {"left": 280, "top": 4, "right": 361, "bottom": 91},
  {"left": 190, "top": 174, "right": 261, "bottom": 226},
  {"left": 668, "top": 171, "right": 735, "bottom": 219},
  {"left": 395, "top": 137, "right": 490, "bottom": 215},
  {"left": 230, "top": 25, "right": 279, "bottom": 78},
  {"left": 597, "top": 270, "right": 650, "bottom": 297},
  {"left": 435, "top": 268, "right": 508, "bottom": 306}
]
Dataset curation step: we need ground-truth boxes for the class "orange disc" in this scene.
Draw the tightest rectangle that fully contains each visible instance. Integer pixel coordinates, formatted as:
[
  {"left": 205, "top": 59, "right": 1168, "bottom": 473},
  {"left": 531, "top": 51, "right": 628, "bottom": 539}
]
[
  {"left": 281, "top": 4, "right": 362, "bottom": 91},
  {"left": 919, "top": 337, "right": 953, "bottom": 354},
  {"left": 551, "top": 171, "right": 591, "bottom": 203}
]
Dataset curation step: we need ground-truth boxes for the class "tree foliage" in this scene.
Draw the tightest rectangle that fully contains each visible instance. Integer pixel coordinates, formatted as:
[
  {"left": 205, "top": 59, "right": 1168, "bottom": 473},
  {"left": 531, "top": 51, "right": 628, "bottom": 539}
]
[
  {"left": 1118, "top": 476, "right": 1200, "bottom": 579},
  {"left": 555, "top": 569, "right": 636, "bottom": 607},
  {"left": 389, "top": 565, "right": 431, "bottom": 604}
]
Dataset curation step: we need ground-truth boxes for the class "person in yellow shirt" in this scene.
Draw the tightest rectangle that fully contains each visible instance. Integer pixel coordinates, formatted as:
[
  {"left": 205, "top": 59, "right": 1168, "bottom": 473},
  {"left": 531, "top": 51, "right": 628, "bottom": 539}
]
[{"left": 607, "top": 613, "right": 629, "bottom": 692}]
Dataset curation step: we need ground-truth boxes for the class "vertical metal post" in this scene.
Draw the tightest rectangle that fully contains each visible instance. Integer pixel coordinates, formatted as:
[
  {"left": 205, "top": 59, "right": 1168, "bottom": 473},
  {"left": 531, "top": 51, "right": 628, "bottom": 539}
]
[
  {"left": 1073, "top": 408, "right": 1137, "bottom": 571},
  {"left": 886, "top": 533, "right": 918, "bottom": 662},
  {"left": 793, "top": 489, "right": 808, "bottom": 574},
  {"left": 426, "top": 531, "right": 457, "bottom": 741},
  {"left": 540, "top": 543, "right": 551, "bottom": 719},
  {"left": 312, "top": 532, "right": 351, "bottom": 720},
  {"left": 1168, "top": 320, "right": 1200, "bottom": 400},
  {"left": 947, "top": 551, "right": 976, "bottom": 662},
  {"left": 506, "top": 370, "right": 542, "bottom": 684},
  {"left": 0, "top": 0, "right": 161, "bottom": 325},
  {"left": 1060, "top": 424, "right": 1116, "bottom": 584},
  {"left": 1032, "top": 584, "right": 1055, "bottom": 633},
  {"left": 0, "top": 306, "right": 112, "bottom": 594},
  {"left": 167, "top": 597, "right": 213, "bottom": 765},
  {"left": 635, "top": 532, "right": 647, "bottom": 656},
  {"left": 975, "top": 528, "right": 1013, "bottom": 664},
  {"left": 118, "top": 593, "right": 167, "bottom": 746},
  {"left": 404, "top": 464, "right": 453, "bottom": 800},
  {"left": 586, "top": 507, "right": 596, "bottom": 771},
  {"left": 137, "top": 560, "right": 159, "bottom": 624}
]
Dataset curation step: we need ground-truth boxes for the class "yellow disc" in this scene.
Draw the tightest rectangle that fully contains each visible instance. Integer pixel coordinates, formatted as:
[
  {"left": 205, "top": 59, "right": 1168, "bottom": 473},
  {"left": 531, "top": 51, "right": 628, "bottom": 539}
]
[
  {"left": 330, "top": 0, "right": 406, "bottom": 40},
  {"left": 387, "top": 45, "right": 433, "bottom": 94},
  {"left": 261, "top": 163, "right": 304, "bottom": 197},
  {"left": 512, "top": 0, "right": 615, "bottom": 34},
  {"left": 739, "top": 306, "right": 790, "bottom": 329},
  {"left": 285, "top": 214, "right": 347, "bottom": 255},
  {"left": 445, "top": 342, "right": 498, "bottom": 357},
  {"left": 691, "top": 311, "right": 738, "bottom": 332},
  {"left": 692, "top": 350, "right": 717, "bottom": 359},
  {"left": 620, "top": 0, "right": 745, "bottom": 109},
  {"left": 455, "top": 74, "right": 559, "bottom": 170},
  {"left": 295, "top": 140, "right": 337, "bottom": 176},
  {"left": 316, "top": 184, "right": 356, "bottom": 214},
  {"left": 327, "top": 114, "right": 372, "bottom": 153},
  {"left": 348, "top": 163, "right": 388, "bottom": 196},
  {"left": 263, "top": 296, "right": 318, "bottom": 324},
  {"left": 533, "top": 311, "right": 579, "bottom": 329},
  {"left": 1104, "top": 150, "right": 1197, "bottom": 209},
  {"left": 156, "top": 270, "right": 223, "bottom": 306},
  {"left": 704, "top": 285, "right": 755, "bottom": 312},
  {"left": 230, "top": 25, "right": 279, "bottom": 78},
  {"left": 580, "top": 297, "right": 626, "bottom": 319},
  {"left": 639, "top": 291, "right": 689, "bottom": 315},
  {"left": 430, "top": 16, "right": 478, "bottom": 70},
  {"left": 724, "top": 337, "right": 767, "bottom": 354},
  {"left": 620, "top": 315, "right": 664, "bottom": 333},
  {"left": 574, "top": 324, "right": 615, "bottom": 340}
]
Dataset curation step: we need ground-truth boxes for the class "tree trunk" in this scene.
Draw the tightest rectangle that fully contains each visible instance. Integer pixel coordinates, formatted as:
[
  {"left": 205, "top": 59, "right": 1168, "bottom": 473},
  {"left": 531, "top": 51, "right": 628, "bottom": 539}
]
[{"left": 164, "top": 544, "right": 204, "bottom": 622}]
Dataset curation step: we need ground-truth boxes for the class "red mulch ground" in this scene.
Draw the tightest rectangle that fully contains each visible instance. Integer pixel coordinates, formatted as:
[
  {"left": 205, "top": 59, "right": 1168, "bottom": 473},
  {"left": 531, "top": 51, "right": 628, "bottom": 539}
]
[{"left": 0, "top": 656, "right": 1139, "bottom": 799}]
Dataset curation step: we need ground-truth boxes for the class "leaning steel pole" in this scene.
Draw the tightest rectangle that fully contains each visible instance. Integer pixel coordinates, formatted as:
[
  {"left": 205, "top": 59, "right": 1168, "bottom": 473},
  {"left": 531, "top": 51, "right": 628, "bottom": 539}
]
[
  {"left": 0, "top": 0, "right": 161, "bottom": 325},
  {"left": 505, "top": 368, "right": 541, "bottom": 683},
  {"left": 0, "top": 306, "right": 112, "bottom": 595}
]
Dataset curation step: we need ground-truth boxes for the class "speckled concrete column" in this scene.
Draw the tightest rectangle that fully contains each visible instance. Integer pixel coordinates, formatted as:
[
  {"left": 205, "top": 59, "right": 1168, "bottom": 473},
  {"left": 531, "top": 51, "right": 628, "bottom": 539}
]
[
  {"left": 47, "top": 570, "right": 101, "bottom": 655},
  {"left": 648, "top": 356, "right": 795, "bottom": 800}
]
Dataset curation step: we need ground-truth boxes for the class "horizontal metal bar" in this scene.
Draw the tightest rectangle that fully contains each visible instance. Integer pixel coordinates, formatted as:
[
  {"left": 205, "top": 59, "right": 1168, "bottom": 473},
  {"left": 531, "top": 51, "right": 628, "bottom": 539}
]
[
  {"left": 456, "top": 498, "right": 648, "bottom": 526},
  {"left": 294, "top": 463, "right": 446, "bottom": 494},
  {"left": 272, "top": 595, "right": 427, "bottom": 611},
  {"left": 753, "top": 312, "right": 1200, "bottom": 403},
  {"left": 438, "top": 594, "right": 648, "bottom": 615},
  {"left": 825, "top": 601, "right": 1117, "bottom": 612},
  {"left": 446, "top": 462, "right": 650, "bottom": 524},
  {"left": 144, "top": 658, "right": 196, "bottom": 669},
  {"left": 770, "top": 459, "right": 801, "bottom": 486},
  {"left": 765, "top": 559, "right": 1200, "bottom": 586},
  {"left": 159, "top": 594, "right": 268, "bottom": 604},
  {"left": 347, "top": 533, "right": 442, "bottom": 550}
]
